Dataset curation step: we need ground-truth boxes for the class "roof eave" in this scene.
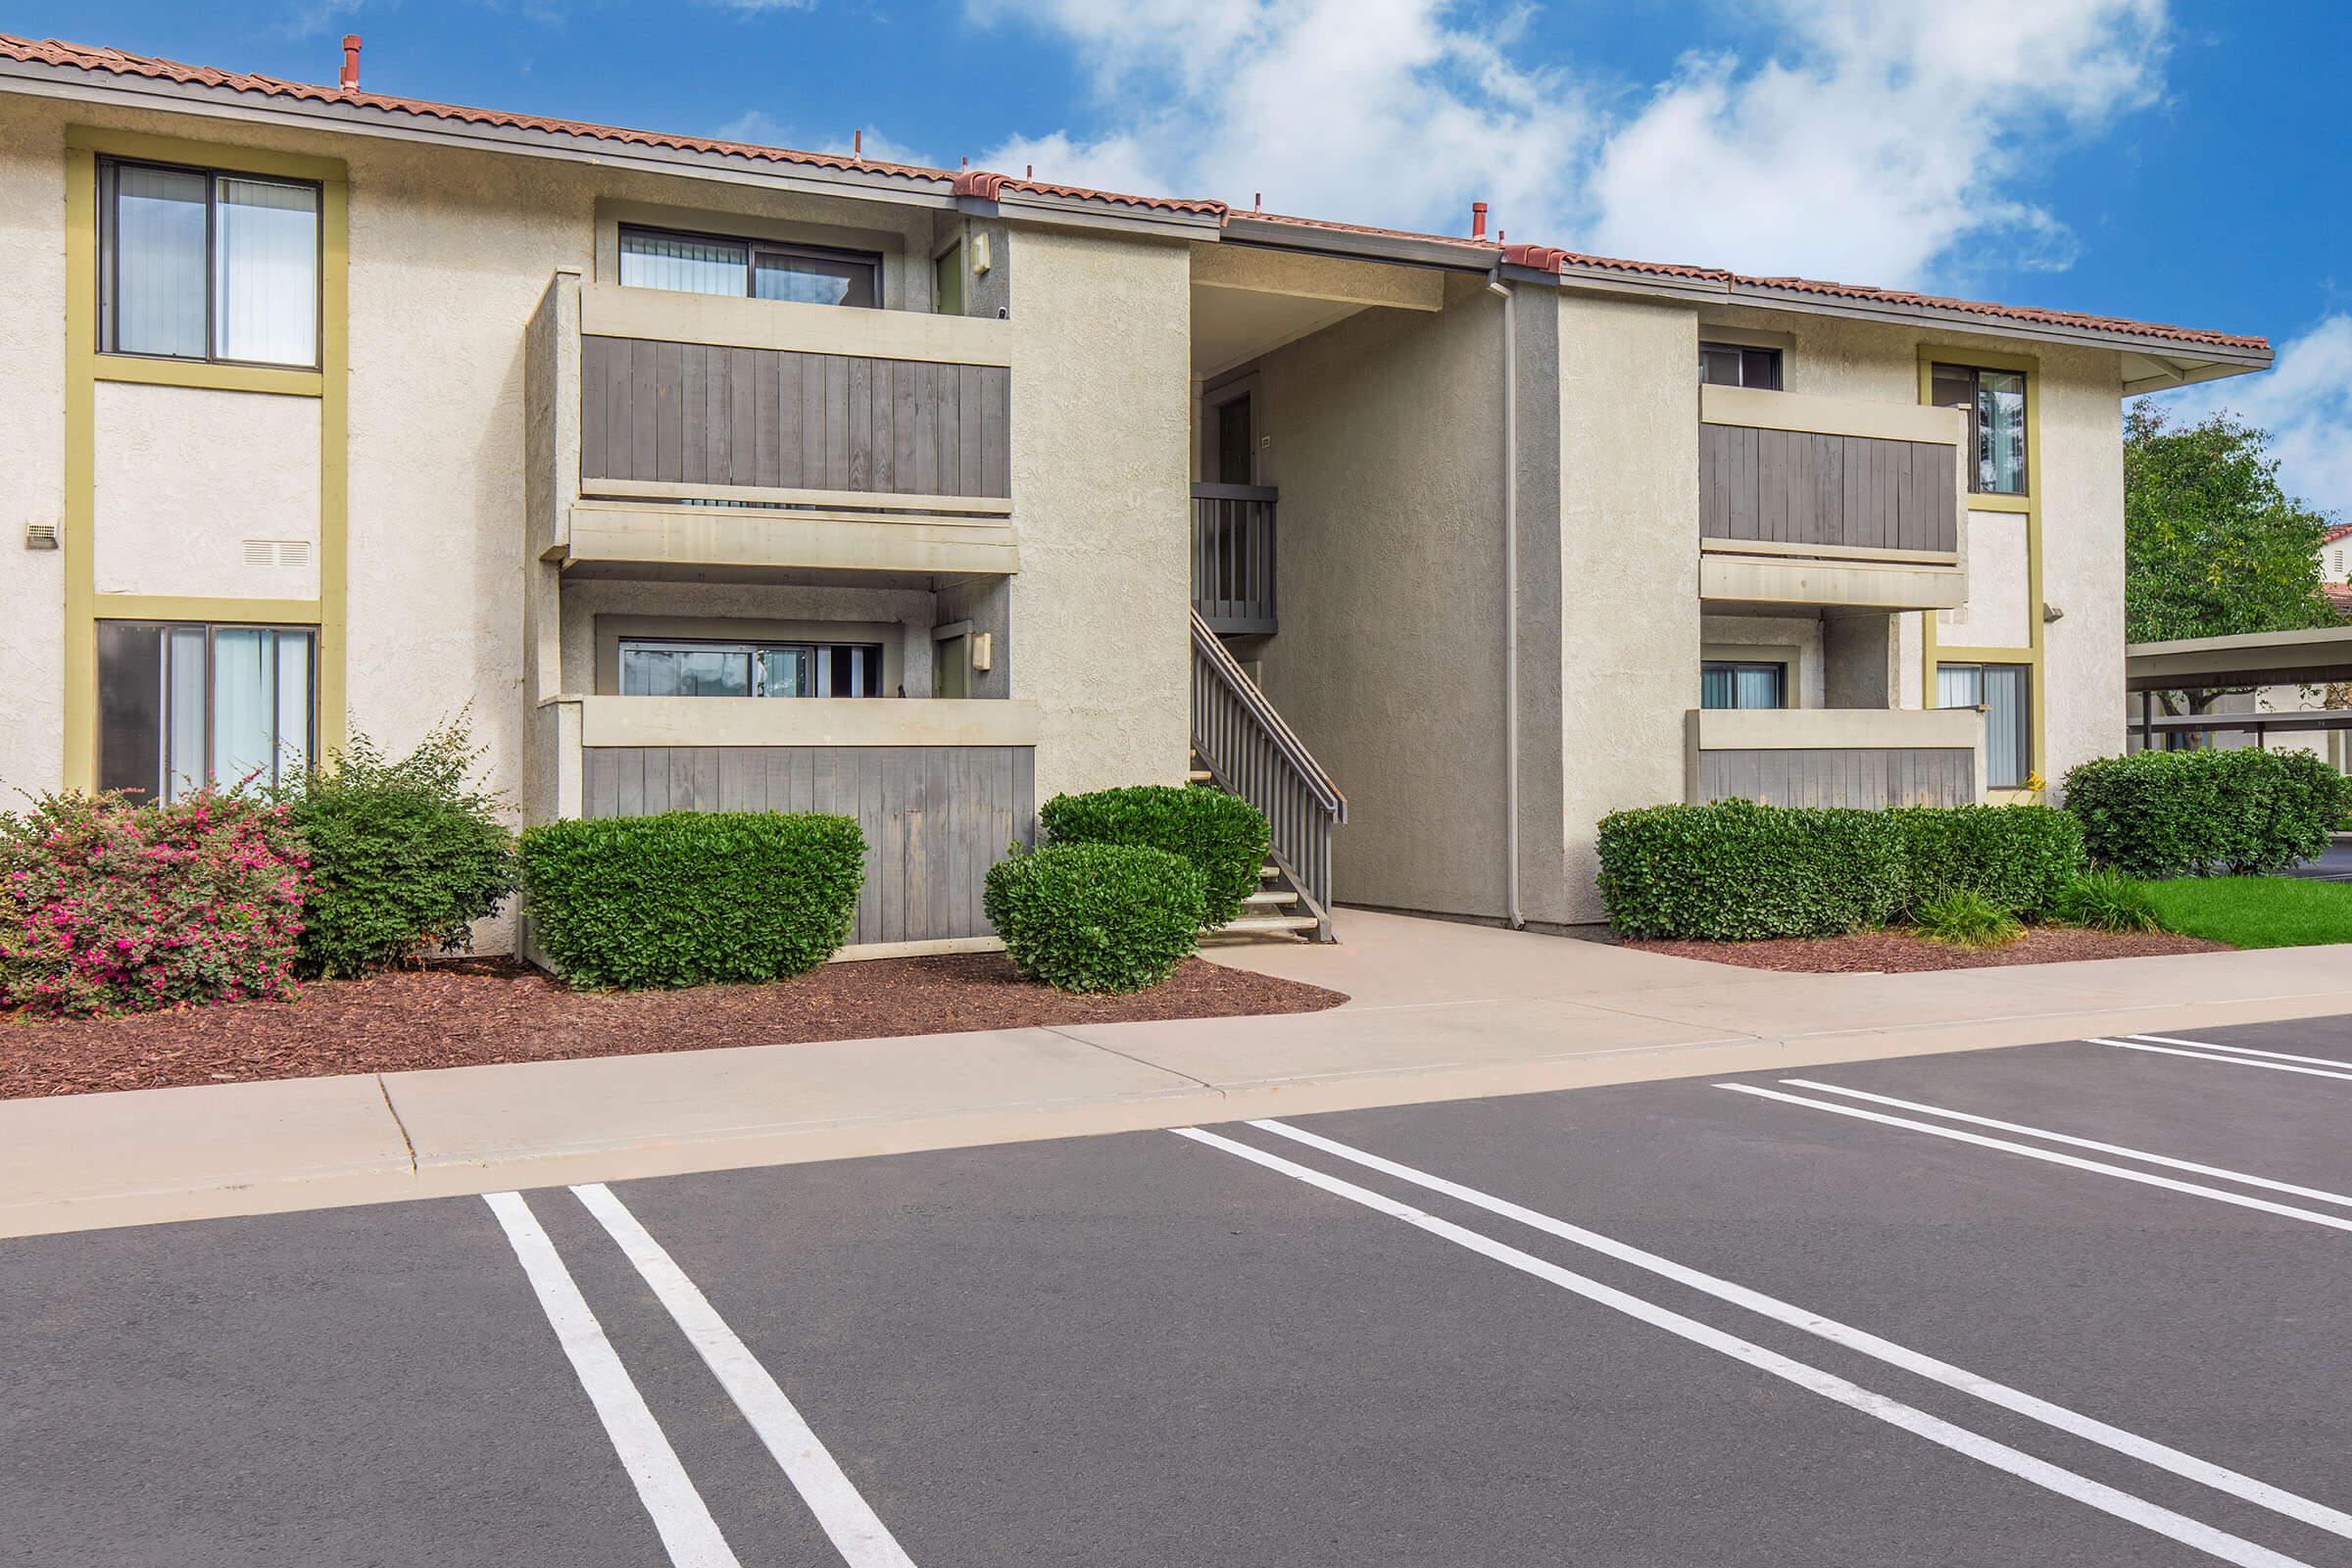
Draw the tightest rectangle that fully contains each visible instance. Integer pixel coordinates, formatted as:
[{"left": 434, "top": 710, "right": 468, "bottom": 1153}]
[{"left": 0, "top": 54, "right": 965, "bottom": 208}]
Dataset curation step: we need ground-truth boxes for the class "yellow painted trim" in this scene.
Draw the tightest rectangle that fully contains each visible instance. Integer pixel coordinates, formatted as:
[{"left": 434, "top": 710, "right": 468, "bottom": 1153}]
[
  {"left": 61, "top": 126, "right": 348, "bottom": 791},
  {"left": 66, "top": 124, "right": 345, "bottom": 183},
  {"left": 93, "top": 595, "right": 321, "bottom": 624},
  {"left": 1922, "top": 347, "right": 2045, "bottom": 796},
  {"left": 93, "top": 357, "right": 322, "bottom": 398},
  {"left": 62, "top": 145, "right": 96, "bottom": 791}
]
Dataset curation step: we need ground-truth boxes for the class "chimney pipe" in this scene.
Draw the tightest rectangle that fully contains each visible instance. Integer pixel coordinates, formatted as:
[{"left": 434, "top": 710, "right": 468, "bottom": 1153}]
[
  {"left": 853, "top": 128, "right": 862, "bottom": 159},
  {"left": 339, "top": 34, "right": 361, "bottom": 91},
  {"left": 1471, "top": 200, "right": 1488, "bottom": 240}
]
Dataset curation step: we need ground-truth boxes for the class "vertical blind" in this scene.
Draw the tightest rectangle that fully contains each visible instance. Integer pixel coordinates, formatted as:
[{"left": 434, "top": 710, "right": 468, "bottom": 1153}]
[
  {"left": 1700, "top": 662, "right": 1785, "bottom": 710},
  {"left": 618, "top": 230, "right": 750, "bottom": 297},
  {"left": 113, "top": 164, "right": 209, "bottom": 359},
  {"left": 95, "top": 622, "right": 314, "bottom": 800},
  {"left": 1937, "top": 662, "right": 2030, "bottom": 788},
  {"left": 214, "top": 178, "right": 319, "bottom": 366}
]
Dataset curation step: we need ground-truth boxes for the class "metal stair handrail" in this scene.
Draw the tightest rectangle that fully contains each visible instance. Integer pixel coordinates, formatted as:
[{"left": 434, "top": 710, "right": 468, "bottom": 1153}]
[{"left": 1190, "top": 609, "right": 1346, "bottom": 939}]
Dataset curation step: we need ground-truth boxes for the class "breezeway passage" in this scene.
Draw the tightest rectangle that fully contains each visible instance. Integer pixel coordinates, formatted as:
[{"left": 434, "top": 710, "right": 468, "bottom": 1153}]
[{"left": 6, "top": 1020, "right": 2351, "bottom": 1566}]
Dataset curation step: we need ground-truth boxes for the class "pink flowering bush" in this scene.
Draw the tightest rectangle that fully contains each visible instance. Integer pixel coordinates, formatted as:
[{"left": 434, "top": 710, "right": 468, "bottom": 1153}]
[{"left": 0, "top": 789, "right": 308, "bottom": 1018}]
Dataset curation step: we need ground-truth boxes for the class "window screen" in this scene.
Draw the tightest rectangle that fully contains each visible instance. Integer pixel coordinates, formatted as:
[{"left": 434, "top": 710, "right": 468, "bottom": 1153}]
[
  {"left": 620, "top": 225, "right": 879, "bottom": 308},
  {"left": 1699, "top": 343, "right": 1782, "bottom": 390}
]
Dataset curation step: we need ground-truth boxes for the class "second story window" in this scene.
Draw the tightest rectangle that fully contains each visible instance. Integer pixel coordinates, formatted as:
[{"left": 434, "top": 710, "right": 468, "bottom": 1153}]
[
  {"left": 1699, "top": 342, "right": 1782, "bottom": 389},
  {"left": 1932, "top": 363, "right": 2029, "bottom": 495},
  {"left": 619, "top": 224, "right": 880, "bottom": 309},
  {"left": 99, "top": 159, "right": 320, "bottom": 368}
]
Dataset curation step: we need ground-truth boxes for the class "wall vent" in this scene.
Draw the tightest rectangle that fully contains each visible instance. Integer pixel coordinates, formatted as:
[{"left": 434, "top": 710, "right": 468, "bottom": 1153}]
[
  {"left": 24, "top": 522, "right": 59, "bottom": 551},
  {"left": 242, "top": 538, "right": 312, "bottom": 567}
]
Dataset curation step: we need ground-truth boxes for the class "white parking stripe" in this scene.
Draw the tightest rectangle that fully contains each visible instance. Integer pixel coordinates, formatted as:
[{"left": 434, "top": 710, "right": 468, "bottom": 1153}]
[
  {"left": 1719, "top": 1083, "right": 2352, "bottom": 1234},
  {"left": 1780, "top": 1079, "right": 2352, "bottom": 1210},
  {"left": 483, "top": 1192, "right": 743, "bottom": 1568},
  {"left": 1247, "top": 1117, "right": 2352, "bottom": 1541},
  {"left": 572, "top": 1183, "right": 919, "bottom": 1568},
  {"left": 1174, "top": 1127, "right": 2313, "bottom": 1568},
  {"left": 2128, "top": 1034, "right": 2352, "bottom": 1071},
  {"left": 2087, "top": 1039, "right": 2352, "bottom": 1085}
]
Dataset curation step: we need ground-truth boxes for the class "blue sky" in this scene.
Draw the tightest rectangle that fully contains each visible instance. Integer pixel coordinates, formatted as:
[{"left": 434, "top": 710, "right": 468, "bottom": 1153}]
[{"left": 19, "top": 0, "right": 2351, "bottom": 523}]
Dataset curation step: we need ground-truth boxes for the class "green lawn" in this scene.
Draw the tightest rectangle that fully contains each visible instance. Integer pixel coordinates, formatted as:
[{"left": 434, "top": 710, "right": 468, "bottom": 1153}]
[{"left": 2141, "top": 877, "right": 2352, "bottom": 949}]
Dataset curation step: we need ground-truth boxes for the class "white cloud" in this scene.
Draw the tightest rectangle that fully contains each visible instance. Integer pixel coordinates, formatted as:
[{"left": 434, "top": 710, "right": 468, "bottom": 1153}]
[
  {"left": 1590, "top": 0, "right": 2167, "bottom": 283},
  {"left": 969, "top": 0, "right": 1592, "bottom": 237},
  {"left": 969, "top": 0, "right": 2169, "bottom": 285},
  {"left": 2151, "top": 316, "right": 2352, "bottom": 527}
]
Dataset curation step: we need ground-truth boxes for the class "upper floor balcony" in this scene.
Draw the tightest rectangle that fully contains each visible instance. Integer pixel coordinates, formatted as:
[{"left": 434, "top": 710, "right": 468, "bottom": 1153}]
[
  {"left": 1698, "top": 385, "right": 1967, "bottom": 612},
  {"left": 529, "top": 274, "right": 1018, "bottom": 582}
]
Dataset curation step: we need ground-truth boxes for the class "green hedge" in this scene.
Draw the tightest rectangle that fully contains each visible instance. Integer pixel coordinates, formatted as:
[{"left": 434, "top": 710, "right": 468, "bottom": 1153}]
[
  {"left": 1890, "top": 805, "right": 2084, "bottom": 917},
  {"left": 519, "top": 811, "right": 863, "bottom": 990},
  {"left": 1039, "top": 784, "right": 1269, "bottom": 928},
  {"left": 277, "top": 722, "right": 517, "bottom": 979},
  {"left": 1595, "top": 801, "right": 2085, "bottom": 940},
  {"left": 2064, "top": 749, "right": 2348, "bottom": 878},
  {"left": 1596, "top": 801, "right": 1907, "bottom": 941},
  {"left": 983, "top": 841, "right": 1206, "bottom": 993}
]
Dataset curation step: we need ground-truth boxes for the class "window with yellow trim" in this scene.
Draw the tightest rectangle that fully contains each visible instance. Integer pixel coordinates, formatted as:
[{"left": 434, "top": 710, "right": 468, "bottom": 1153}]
[{"left": 98, "top": 157, "right": 321, "bottom": 369}]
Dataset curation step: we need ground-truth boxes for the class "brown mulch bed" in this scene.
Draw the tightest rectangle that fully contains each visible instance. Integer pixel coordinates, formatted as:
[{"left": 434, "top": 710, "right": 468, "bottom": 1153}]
[
  {"left": 1629, "top": 927, "right": 2230, "bottom": 973},
  {"left": 0, "top": 955, "right": 1348, "bottom": 1101}
]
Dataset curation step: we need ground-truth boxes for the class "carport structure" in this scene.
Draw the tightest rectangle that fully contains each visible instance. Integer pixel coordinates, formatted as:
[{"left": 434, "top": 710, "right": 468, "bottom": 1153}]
[{"left": 2126, "top": 626, "right": 2352, "bottom": 755}]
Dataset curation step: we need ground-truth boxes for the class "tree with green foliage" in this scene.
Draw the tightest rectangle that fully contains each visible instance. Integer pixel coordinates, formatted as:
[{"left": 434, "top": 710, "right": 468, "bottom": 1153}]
[{"left": 2125, "top": 405, "right": 2337, "bottom": 727}]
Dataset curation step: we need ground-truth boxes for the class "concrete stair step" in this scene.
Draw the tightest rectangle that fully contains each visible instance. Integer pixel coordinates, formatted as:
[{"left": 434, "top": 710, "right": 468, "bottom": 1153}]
[
  {"left": 1212, "top": 914, "right": 1319, "bottom": 937},
  {"left": 1241, "top": 888, "right": 1297, "bottom": 907},
  {"left": 1187, "top": 769, "right": 1214, "bottom": 784}
]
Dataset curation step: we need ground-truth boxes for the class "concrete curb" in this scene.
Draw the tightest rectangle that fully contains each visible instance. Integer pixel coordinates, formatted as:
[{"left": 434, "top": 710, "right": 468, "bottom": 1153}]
[{"left": 9, "top": 974, "right": 2352, "bottom": 1240}]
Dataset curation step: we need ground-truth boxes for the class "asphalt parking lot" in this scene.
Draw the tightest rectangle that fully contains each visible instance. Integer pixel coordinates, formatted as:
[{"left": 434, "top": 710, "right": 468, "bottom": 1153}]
[{"left": 6, "top": 1018, "right": 2350, "bottom": 1567}]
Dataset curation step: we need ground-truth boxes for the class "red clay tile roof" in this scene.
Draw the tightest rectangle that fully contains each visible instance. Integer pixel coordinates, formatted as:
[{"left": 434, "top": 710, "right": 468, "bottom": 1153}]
[
  {"left": 0, "top": 31, "right": 2268, "bottom": 354},
  {"left": 2324, "top": 522, "right": 2352, "bottom": 547},
  {"left": 2326, "top": 582, "right": 2352, "bottom": 619}
]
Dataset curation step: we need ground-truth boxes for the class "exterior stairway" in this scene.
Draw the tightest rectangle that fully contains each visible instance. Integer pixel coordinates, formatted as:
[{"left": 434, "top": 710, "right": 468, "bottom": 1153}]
[{"left": 1189, "top": 610, "right": 1347, "bottom": 941}]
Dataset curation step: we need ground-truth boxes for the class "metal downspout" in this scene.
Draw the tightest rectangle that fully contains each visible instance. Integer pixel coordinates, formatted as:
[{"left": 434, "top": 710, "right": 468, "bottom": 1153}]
[{"left": 1492, "top": 272, "right": 1523, "bottom": 929}]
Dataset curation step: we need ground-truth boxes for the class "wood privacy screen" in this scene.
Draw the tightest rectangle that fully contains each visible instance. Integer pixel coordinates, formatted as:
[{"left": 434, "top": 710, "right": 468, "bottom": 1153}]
[
  {"left": 580, "top": 744, "right": 1035, "bottom": 946},
  {"left": 1696, "top": 747, "right": 1975, "bottom": 808},
  {"left": 581, "top": 335, "right": 1011, "bottom": 500},
  {"left": 1702, "top": 425, "right": 1958, "bottom": 553}
]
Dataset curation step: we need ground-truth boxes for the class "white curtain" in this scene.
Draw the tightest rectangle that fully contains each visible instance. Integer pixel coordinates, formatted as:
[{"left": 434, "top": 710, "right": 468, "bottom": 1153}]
[
  {"left": 164, "top": 626, "right": 207, "bottom": 803},
  {"left": 1938, "top": 663, "right": 2028, "bottom": 787},
  {"left": 275, "top": 631, "right": 312, "bottom": 779},
  {"left": 115, "top": 165, "right": 208, "bottom": 358},
  {"left": 214, "top": 177, "right": 319, "bottom": 366},
  {"left": 620, "top": 230, "right": 748, "bottom": 297},
  {"left": 212, "top": 629, "right": 273, "bottom": 789}
]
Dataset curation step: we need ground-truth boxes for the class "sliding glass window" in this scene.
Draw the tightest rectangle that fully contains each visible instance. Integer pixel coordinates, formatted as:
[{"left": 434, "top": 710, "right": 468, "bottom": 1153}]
[
  {"left": 618, "top": 639, "right": 885, "bottom": 698},
  {"left": 1930, "top": 364, "right": 2028, "bottom": 495},
  {"left": 96, "top": 621, "right": 316, "bottom": 802},
  {"left": 618, "top": 225, "right": 880, "bottom": 309},
  {"left": 1936, "top": 662, "right": 2031, "bottom": 788},
  {"left": 1700, "top": 661, "right": 1786, "bottom": 710},
  {"left": 99, "top": 159, "right": 320, "bottom": 368}
]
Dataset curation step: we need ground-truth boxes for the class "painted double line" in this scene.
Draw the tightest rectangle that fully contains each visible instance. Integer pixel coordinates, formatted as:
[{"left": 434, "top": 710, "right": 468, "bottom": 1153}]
[
  {"left": 1179, "top": 1117, "right": 2344, "bottom": 1568},
  {"left": 487, "top": 1185, "right": 916, "bottom": 1568}
]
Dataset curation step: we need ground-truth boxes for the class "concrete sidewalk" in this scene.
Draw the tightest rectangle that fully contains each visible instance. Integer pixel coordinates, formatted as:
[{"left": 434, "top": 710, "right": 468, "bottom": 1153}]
[{"left": 9, "top": 909, "right": 2352, "bottom": 1239}]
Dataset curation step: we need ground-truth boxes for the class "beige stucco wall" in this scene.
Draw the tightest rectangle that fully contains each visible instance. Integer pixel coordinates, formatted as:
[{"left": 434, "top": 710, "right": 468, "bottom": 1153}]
[
  {"left": 1939, "top": 509, "right": 2032, "bottom": 651},
  {"left": 2034, "top": 346, "right": 2129, "bottom": 793},
  {"left": 92, "top": 381, "right": 321, "bottom": 598},
  {"left": 0, "top": 97, "right": 69, "bottom": 799},
  {"left": 1248, "top": 274, "right": 1510, "bottom": 919},
  {"left": 1554, "top": 290, "right": 1703, "bottom": 922},
  {"left": 1003, "top": 224, "right": 1192, "bottom": 805}
]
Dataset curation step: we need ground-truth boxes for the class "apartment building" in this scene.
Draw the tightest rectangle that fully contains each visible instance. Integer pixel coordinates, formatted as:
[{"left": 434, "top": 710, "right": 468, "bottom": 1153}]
[{"left": 0, "top": 35, "right": 2272, "bottom": 948}]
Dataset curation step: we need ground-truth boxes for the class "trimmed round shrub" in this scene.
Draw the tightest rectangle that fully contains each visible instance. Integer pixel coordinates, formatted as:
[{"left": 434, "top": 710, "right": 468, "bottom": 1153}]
[
  {"left": 1596, "top": 800, "right": 1906, "bottom": 941},
  {"left": 983, "top": 841, "right": 1206, "bottom": 993},
  {"left": 2052, "top": 870, "right": 2165, "bottom": 934},
  {"left": 1890, "top": 805, "right": 2084, "bottom": 918},
  {"left": 277, "top": 722, "right": 518, "bottom": 979},
  {"left": 2064, "top": 748, "right": 2347, "bottom": 878},
  {"left": 0, "top": 789, "right": 308, "bottom": 1017},
  {"left": 1040, "top": 785, "right": 1269, "bottom": 929},
  {"left": 520, "top": 810, "right": 864, "bottom": 990}
]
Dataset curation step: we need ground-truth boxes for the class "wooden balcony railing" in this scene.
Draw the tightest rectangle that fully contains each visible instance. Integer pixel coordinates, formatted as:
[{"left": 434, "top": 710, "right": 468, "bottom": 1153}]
[{"left": 1192, "top": 483, "right": 1278, "bottom": 636}]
